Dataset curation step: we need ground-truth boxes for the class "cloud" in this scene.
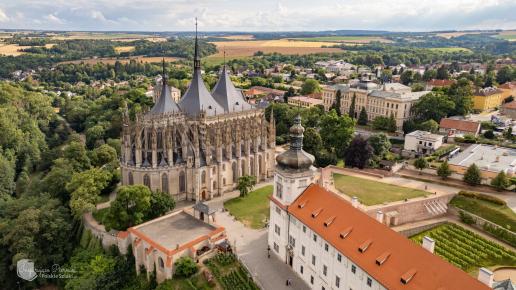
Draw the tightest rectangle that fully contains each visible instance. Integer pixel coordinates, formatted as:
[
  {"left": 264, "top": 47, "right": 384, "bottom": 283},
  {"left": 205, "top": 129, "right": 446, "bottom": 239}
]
[
  {"left": 0, "top": 0, "right": 514, "bottom": 31},
  {"left": 0, "top": 8, "right": 9, "bottom": 22}
]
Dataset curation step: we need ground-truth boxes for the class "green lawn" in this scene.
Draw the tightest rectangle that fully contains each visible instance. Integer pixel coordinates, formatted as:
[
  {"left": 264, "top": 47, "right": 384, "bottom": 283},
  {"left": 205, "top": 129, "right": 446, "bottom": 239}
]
[
  {"left": 224, "top": 185, "right": 273, "bottom": 229},
  {"left": 450, "top": 195, "right": 516, "bottom": 230},
  {"left": 162, "top": 271, "right": 214, "bottom": 290},
  {"left": 410, "top": 223, "right": 516, "bottom": 273},
  {"left": 332, "top": 173, "right": 427, "bottom": 205}
]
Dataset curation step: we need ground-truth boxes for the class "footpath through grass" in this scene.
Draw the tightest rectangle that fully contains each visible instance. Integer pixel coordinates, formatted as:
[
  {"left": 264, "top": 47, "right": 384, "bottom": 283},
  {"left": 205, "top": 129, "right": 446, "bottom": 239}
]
[
  {"left": 332, "top": 173, "right": 427, "bottom": 206},
  {"left": 224, "top": 185, "right": 273, "bottom": 229},
  {"left": 450, "top": 195, "right": 516, "bottom": 230},
  {"left": 411, "top": 223, "right": 516, "bottom": 273}
]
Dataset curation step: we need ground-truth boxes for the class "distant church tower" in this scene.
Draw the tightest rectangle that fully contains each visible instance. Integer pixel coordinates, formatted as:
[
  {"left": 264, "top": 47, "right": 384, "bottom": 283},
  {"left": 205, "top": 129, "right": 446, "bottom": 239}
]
[{"left": 268, "top": 115, "right": 316, "bottom": 262}]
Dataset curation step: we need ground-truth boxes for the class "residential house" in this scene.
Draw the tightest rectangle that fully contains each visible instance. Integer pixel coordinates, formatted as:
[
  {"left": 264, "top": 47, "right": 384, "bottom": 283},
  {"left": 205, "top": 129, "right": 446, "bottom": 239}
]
[
  {"left": 473, "top": 87, "right": 504, "bottom": 112},
  {"left": 404, "top": 130, "right": 444, "bottom": 155},
  {"left": 439, "top": 118, "right": 481, "bottom": 138},
  {"left": 501, "top": 101, "right": 516, "bottom": 119}
]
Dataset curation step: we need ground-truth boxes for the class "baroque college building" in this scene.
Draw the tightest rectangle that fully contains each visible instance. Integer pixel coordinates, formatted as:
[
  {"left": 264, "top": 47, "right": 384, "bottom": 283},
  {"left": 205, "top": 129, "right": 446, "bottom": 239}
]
[{"left": 120, "top": 27, "right": 276, "bottom": 202}]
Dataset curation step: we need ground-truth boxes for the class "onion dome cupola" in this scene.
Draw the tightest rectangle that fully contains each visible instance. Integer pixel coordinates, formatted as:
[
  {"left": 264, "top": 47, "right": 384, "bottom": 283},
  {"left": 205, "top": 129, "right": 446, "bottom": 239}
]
[
  {"left": 178, "top": 19, "right": 224, "bottom": 117},
  {"left": 211, "top": 64, "right": 253, "bottom": 113},
  {"left": 148, "top": 59, "right": 181, "bottom": 115},
  {"left": 276, "top": 115, "right": 315, "bottom": 171}
]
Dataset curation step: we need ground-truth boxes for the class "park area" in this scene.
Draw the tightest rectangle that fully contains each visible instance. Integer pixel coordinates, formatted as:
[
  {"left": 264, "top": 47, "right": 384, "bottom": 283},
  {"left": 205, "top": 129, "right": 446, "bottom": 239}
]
[
  {"left": 332, "top": 173, "right": 427, "bottom": 206},
  {"left": 223, "top": 185, "right": 273, "bottom": 229},
  {"left": 410, "top": 223, "right": 516, "bottom": 274}
]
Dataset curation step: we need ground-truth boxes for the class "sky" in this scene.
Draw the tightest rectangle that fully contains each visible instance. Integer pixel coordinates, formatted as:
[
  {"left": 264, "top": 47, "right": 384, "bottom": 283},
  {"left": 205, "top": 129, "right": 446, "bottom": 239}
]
[{"left": 0, "top": 0, "right": 515, "bottom": 32}]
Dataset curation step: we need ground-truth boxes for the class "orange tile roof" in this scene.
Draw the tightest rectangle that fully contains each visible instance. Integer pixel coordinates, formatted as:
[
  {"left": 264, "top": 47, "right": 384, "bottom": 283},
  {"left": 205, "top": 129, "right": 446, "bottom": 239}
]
[
  {"left": 499, "top": 82, "right": 516, "bottom": 90},
  {"left": 288, "top": 184, "right": 488, "bottom": 290},
  {"left": 439, "top": 118, "right": 481, "bottom": 133},
  {"left": 426, "top": 79, "right": 456, "bottom": 87},
  {"left": 503, "top": 101, "right": 516, "bottom": 110}
]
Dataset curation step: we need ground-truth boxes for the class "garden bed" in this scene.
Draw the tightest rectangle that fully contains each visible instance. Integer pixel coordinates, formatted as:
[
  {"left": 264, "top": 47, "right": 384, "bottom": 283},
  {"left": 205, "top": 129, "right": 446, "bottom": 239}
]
[
  {"left": 410, "top": 223, "right": 516, "bottom": 273},
  {"left": 204, "top": 253, "right": 259, "bottom": 290}
]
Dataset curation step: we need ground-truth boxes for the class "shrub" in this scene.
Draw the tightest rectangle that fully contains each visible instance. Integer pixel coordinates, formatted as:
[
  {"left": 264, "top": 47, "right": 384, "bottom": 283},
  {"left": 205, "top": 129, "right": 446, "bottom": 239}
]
[
  {"left": 463, "top": 164, "right": 481, "bottom": 186},
  {"left": 491, "top": 171, "right": 510, "bottom": 191},
  {"left": 457, "top": 190, "right": 506, "bottom": 206},
  {"left": 174, "top": 257, "right": 198, "bottom": 278},
  {"left": 459, "top": 211, "right": 475, "bottom": 225}
]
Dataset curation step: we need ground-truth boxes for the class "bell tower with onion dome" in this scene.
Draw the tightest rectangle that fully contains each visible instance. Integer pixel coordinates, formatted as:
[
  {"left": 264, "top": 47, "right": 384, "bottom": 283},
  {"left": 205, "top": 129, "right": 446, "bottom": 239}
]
[
  {"left": 273, "top": 115, "right": 317, "bottom": 206},
  {"left": 268, "top": 114, "right": 316, "bottom": 264}
]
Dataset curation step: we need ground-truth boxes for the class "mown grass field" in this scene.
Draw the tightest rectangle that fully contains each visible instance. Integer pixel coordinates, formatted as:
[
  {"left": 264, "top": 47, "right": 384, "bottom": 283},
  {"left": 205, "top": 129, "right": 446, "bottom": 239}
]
[
  {"left": 428, "top": 47, "right": 473, "bottom": 53},
  {"left": 224, "top": 185, "right": 273, "bottom": 229},
  {"left": 332, "top": 173, "right": 427, "bottom": 205},
  {"left": 411, "top": 223, "right": 516, "bottom": 274},
  {"left": 450, "top": 195, "right": 516, "bottom": 230},
  {"left": 289, "top": 36, "right": 391, "bottom": 43}
]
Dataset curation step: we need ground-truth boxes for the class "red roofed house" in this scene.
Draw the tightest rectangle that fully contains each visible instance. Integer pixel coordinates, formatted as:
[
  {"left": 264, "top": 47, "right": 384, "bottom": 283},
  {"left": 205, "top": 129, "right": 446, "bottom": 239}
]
[
  {"left": 439, "top": 118, "right": 481, "bottom": 138},
  {"left": 268, "top": 115, "right": 489, "bottom": 290},
  {"left": 501, "top": 101, "right": 516, "bottom": 119},
  {"left": 425, "top": 79, "right": 456, "bottom": 90}
]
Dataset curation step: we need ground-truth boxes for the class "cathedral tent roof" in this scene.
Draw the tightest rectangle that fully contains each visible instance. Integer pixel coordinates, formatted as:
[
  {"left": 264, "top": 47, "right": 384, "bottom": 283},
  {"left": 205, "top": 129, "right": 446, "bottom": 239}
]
[
  {"left": 178, "top": 21, "right": 224, "bottom": 117},
  {"left": 211, "top": 65, "right": 253, "bottom": 113},
  {"left": 148, "top": 76, "right": 181, "bottom": 115},
  {"left": 179, "top": 68, "right": 224, "bottom": 117}
]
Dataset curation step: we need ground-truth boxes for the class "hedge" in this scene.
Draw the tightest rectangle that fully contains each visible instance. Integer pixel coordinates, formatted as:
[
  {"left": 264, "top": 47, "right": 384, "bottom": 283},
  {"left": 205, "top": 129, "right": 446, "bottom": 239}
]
[{"left": 457, "top": 191, "right": 506, "bottom": 206}]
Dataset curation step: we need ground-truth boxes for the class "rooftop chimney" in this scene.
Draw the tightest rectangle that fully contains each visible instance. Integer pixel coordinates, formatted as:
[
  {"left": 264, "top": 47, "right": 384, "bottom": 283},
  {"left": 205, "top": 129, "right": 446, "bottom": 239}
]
[
  {"left": 376, "top": 211, "right": 384, "bottom": 224},
  {"left": 478, "top": 267, "right": 493, "bottom": 288},
  {"left": 422, "top": 236, "right": 435, "bottom": 253},
  {"left": 351, "top": 196, "right": 359, "bottom": 208}
]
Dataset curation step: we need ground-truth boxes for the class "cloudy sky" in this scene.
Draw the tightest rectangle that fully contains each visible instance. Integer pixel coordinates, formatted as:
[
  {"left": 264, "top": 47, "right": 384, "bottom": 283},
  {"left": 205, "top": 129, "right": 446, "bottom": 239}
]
[{"left": 0, "top": 0, "right": 514, "bottom": 32}]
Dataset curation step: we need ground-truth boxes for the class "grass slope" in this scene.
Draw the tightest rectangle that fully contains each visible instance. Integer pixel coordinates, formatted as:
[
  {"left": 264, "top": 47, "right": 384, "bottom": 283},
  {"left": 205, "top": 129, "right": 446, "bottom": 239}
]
[
  {"left": 224, "top": 185, "right": 273, "bottom": 229},
  {"left": 332, "top": 173, "right": 427, "bottom": 205},
  {"left": 450, "top": 195, "right": 516, "bottom": 230}
]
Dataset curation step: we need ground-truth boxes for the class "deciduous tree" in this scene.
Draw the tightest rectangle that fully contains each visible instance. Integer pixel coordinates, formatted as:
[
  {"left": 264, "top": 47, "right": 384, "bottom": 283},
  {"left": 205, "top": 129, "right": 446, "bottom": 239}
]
[
  {"left": 345, "top": 136, "right": 373, "bottom": 169},
  {"left": 464, "top": 163, "right": 482, "bottom": 186},
  {"left": 437, "top": 160, "right": 452, "bottom": 179},
  {"left": 414, "top": 157, "right": 428, "bottom": 174},
  {"left": 237, "top": 175, "right": 257, "bottom": 197}
]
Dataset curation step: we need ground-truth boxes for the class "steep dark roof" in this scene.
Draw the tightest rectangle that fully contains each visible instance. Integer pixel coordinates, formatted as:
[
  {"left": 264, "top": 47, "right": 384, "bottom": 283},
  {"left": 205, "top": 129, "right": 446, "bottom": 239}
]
[
  {"left": 148, "top": 77, "right": 181, "bottom": 115},
  {"left": 178, "top": 22, "right": 224, "bottom": 117},
  {"left": 211, "top": 65, "right": 253, "bottom": 113}
]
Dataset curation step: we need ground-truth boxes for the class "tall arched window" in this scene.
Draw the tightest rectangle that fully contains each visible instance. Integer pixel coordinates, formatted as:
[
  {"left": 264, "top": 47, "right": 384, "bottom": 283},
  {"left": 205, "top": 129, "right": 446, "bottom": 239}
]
[
  {"left": 250, "top": 158, "right": 254, "bottom": 175},
  {"left": 128, "top": 172, "right": 134, "bottom": 185},
  {"left": 179, "top": 171, "right": 186, "bottom": 193},
  {"left": 259, "top": 155, "right": 263, "bottom": 176},
  {"left": 162, "top": 174, "right": 169, "bottom": 193},
  {"left": 232, "top": 162, "right": 237, "bottom": 183},
  {"left": 223, "top": 178, "right": 226, "bottom": 186},
  {"left": 143, "top": 174, "right": 151, "bottom": 188},
  {"left": 213, "top": 181, "right": 217, "bottom": 191},
  {"left": 201, "top": 171, "right": 206, "bottom": 185},
  {"left": 158, "top": 257, "right": 164, "bottom": 270},
  {"left": 241, "top": 161, "right": 245, "bottom": 176}
]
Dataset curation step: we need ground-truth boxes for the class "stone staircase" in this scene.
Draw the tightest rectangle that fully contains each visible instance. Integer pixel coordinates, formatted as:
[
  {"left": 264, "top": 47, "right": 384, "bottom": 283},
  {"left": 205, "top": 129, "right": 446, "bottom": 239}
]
[{"left": 424, "top": 200, "right": 448, "bottom": 216}]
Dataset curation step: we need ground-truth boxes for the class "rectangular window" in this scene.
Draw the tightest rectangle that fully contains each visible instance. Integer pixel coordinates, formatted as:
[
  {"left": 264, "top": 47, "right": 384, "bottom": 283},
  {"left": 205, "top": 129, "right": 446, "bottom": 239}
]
[
  {"left": 323, "top": 265, "right": 327, "bottom": 276},
  {"left": 303, "top": 225, "right": 307, "bottom": 233},
  {"left": 273, "top": 242, "right": 279, "bottom": 253},
  {"left": 276, "top": 182, "right": 283, "bottom": 199},
  {"left": 313, "top": 234, "right": 317, "bottom": 242},
  {"left": 322, "top": 287, "right": 325, "bottom": 290},
  {"left": 289, "top": 235, "right": 296, "bottom": 248},
  {"left": 302, "top": 245, "right": 305, "bottom": 256},
  {"left": 274, "top": 224, "right": 281, "bottom": 236},
  {"left": 312, "top": 255, "right": 316, "bottom": 266},
  {"left": 351, "top": 265, "right": 356, "bottom": 274},
  {"left": 337, "top": 253, "right": 342, "bottom": 262},
  {"left": 336, "top": 276, "right": 340, "bottom": 288},
  {"left": 275, "top": 206, "right": 281, "bottom": 215},
  {"left": 324, "top": 243, "right": 329, "bottom": 251},
  {"left": 367, "top": 277, "right": 372, "bottom": 287},
  {"left": 310, "top": 276, "right": 314, "bottom": 285},
  {"left": 300, "top": 265, "right": 304, "bottom": 274},
  {"left": 299, "top": 179, "right": 307, "bottom": 188}
]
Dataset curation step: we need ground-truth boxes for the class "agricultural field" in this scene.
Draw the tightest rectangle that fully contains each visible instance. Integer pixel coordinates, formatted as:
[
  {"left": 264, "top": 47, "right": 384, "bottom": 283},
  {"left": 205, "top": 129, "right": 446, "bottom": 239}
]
[
  {"left": 49, "top": 32, "right": 157, "bottom": 41},
  {"left": 114, "top": 46, "right": 136, "bottom": 53},
  {"left": 332, "top": 173, "right": 427, "bottom": 205},
  {"left": 223, "top": 185, "right": 273, "bottom": 229},
  {"left": 410, "top": 223, "right": 516, "bottom": 273},
  {"left": 208, "top": 38, "right": 342, "bottom": 63},
  {"left": 428, "top": 47, "right": 473, "bottom": 53},
  {"left": 435, "top": 31, "right": 482, "bottom": 39},
  {"left": 204, "top": 253, "right": 259, "bottom": 290},
  {"left": 0, "top": 43, "right": 31, "bottom": 56},
  {"left": 220, "top": 34, "right": 256, "bottom": 40},
  {"left": 59, "top": 56, "right": 182, "bottom": 65},
  {"left": 289, "top": 36, "right": 392, "bottom": 43},
  {"left": 495, "top": 31, "right": 516, "bottom": 41}
]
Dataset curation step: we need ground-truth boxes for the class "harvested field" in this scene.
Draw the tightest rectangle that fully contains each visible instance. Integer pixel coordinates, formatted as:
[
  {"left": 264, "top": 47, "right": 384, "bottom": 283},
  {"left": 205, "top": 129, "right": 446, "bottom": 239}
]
[
  {"left": 428, "top": 47, "right": 472, "bottom": 53},
  {"left": 59, "top": 56, "right": 182, "bottom": 65},
  {"left": 436, "top": 32, "right": 482, "bottom": 39},
  {"left": 496, "top": 31, "right": 516, "bottom": 41},
  {"left": 114, "top": 46, "right": 136, "bottom": 53},
  {"left": 0, "top": 44, "right": 31, "bottom": 56},
  {"left": 220, "top": 34, "right": 256, "bottom": 40},
  {"left": 290, "top": 36, "right": 391, "bottom": 43},
  {"left": 50, "top": 32, "right": 156, "bottom": 41},
  {"left": 209, "top": 38, "right": 342, "bottom": 61}
]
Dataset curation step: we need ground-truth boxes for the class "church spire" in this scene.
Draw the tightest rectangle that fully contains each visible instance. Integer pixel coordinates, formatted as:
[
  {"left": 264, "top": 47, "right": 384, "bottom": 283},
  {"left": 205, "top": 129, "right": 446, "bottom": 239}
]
[
  {"left": 194, "top": 17, "right": 201, "bottom": 70},
  {"left": 161, "top": 57, "right": 167, "bottom": 85}
]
